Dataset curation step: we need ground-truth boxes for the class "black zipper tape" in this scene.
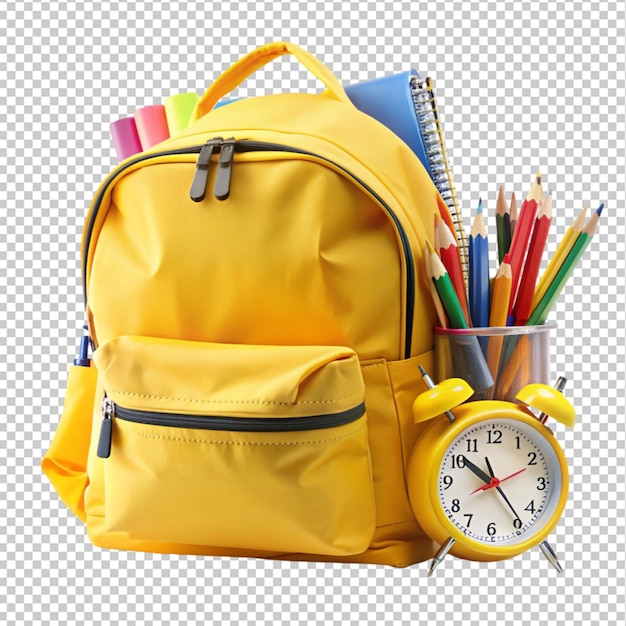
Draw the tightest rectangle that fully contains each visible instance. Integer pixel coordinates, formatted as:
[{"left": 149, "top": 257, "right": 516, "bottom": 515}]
[
  {"left": 97, "top": 400, "right": 366, "bottom": 458},
  {"left": 115, "top": 401, "right": 365, "bottom": 432}
]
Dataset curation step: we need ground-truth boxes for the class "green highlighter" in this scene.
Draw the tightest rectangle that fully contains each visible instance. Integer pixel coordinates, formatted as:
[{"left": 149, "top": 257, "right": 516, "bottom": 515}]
[{"left": 164, "top": 92, "right": 200, "bottom": 136}]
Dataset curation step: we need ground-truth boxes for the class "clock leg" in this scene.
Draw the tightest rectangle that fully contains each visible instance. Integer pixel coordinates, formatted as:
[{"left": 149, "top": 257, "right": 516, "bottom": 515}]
[
  {"left": 538, "top": 540, "right": 563, "bottom": 573},
  {"left": 427, "top": 536, "right": 456, "bottom": 576}
]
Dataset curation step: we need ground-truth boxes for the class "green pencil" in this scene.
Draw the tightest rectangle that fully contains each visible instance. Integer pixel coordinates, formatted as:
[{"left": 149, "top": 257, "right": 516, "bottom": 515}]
[
  {"left": 527, "top": 204, "right": 603, "bottom": 326},
  {"left": 427, "top": 240, "right": 469, "bottom": 329},
  {"left": 496, "top": 185, "right": 511, "bottom": 264}
]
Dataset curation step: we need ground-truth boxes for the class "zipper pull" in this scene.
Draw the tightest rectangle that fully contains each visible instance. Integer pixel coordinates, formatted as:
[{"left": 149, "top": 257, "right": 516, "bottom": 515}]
[
  {"left": 97, "top": 395, "right": 115, "bottom": 459},
  {"left": 214, "top": 137, "right": 236, "bottom": 201},
  {"left": 189, "top": 138, "right": 222, "bottom": 202}
]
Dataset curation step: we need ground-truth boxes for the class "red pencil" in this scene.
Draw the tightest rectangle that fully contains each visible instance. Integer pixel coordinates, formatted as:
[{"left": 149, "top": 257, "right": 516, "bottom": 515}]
[
  {"left": 507, "top": 172, "right": 543, "bottom": 316},
  {"left": 513, "top": 194, "right": 553, "bottom": 325},
  {"left": 435, "top": 211, "right": 470, "bottom": 324}
]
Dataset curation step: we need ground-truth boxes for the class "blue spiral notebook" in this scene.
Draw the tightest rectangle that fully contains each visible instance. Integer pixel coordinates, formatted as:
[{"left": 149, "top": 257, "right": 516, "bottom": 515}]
[{"left": 345, "top": 70, "right": 467, "bottom": 277}]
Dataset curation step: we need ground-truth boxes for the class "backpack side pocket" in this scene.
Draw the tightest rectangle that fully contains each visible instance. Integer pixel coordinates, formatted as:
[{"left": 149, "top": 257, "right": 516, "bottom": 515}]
[{"left": 42, "top": 364, "right": 98, "bottom": 521}]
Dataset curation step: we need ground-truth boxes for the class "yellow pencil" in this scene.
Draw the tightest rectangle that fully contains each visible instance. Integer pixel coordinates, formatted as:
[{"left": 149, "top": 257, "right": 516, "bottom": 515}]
[
  {"left": 487, "top": 254, "right": 512, "bottom": 379},
  {"left": 489, "top": 254, "right": 513, "bottom": 327},
  {"left": 531, "top": 205, "right": 588, "bottom": 311}
]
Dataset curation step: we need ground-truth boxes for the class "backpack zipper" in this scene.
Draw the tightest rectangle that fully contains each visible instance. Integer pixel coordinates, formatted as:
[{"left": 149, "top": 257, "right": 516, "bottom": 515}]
[
  {"left": 96, "top": 397, "right": 366, "bottom": 459},
  {"left": 83, "top": 138, "right": 416, "bottom": 357},
  {"left": 189, "top": 137, "right": 223, "bottom": 202},
  {"left": 213, "top": 137, "right": 236, "bottom": 200}
]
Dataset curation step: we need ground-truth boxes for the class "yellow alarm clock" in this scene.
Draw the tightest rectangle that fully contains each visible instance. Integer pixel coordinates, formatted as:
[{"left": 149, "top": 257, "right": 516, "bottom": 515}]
[{"left": 407, "top": 367, "right": 576, "bottom": 576}]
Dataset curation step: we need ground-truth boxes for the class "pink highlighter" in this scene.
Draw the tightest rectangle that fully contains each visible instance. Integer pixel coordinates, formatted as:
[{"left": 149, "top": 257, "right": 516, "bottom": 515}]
[
  {"left": 134, "top": 104, "right": 170, "bottom": 150},
  {"left": 110, "top": 117, "right": 143, "bottom": 161}
]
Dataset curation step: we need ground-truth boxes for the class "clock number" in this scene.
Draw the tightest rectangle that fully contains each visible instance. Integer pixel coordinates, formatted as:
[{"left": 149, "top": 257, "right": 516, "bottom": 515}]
[
  {"left": 442, "top": 475, "right": 453, "bottom": 490},
  {"left": 487, "top": 522, "right": 496, "bottom": 536},
  {"left": 466, "top": 438, "right": 478, "bottom": 453},
  {"left": 513, "top": 517, "right": 522, "bottom": 530},
  {"left": 451, "top": 455, "right": 466, "bottom": 469},
  {"left": 486, "top": 429, "right": 502, "bottom": 444},
  {"left": 527, "top": 452, "right": 537, "bottom": 466},
  {"left": 451, "top": 499, "right": 461, "bottom": 513},
  {"left": 537, "top": 477, "right": 547, "bottom": 491},
  {"left": 515, "top": 436, "right": 521, "bottom": 450},
  {"left": 525, "top": 500, "right": 536, "bottom": 514},
  {"left": 463, "top": 513, "right": 473, "bottom": 528}
]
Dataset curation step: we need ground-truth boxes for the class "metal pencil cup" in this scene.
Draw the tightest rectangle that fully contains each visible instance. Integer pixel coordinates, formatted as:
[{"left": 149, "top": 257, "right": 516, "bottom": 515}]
[{"left": 434, "top": 322, "right": 555, "bottom": 402}]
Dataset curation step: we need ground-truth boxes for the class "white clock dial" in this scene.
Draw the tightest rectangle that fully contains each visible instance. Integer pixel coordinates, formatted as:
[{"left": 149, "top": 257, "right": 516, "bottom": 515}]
[{"left": 438, "top": 418, "right": 563, "bottom": 546}]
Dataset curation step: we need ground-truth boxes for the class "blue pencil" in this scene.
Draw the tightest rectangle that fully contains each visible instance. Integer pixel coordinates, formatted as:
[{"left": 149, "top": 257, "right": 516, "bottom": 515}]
[{"left": 469, "top": 198, "right": 490, "bottom": 331}]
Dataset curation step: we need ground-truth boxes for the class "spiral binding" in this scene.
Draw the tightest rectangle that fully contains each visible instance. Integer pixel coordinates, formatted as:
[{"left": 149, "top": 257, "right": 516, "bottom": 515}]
[{"left": 410, "top": 76, "right": 468, "bottom": 282}]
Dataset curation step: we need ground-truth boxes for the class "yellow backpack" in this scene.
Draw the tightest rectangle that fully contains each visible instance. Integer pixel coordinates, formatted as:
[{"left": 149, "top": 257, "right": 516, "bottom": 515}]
[{"left": 42, "top": 41, "right": 456, "bottom": 567}]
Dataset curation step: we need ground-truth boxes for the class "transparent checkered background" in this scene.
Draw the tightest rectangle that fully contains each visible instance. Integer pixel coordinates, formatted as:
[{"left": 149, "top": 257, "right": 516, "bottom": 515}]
[{"left": 2, "top": 1, "right": 625, "bottom": 624}]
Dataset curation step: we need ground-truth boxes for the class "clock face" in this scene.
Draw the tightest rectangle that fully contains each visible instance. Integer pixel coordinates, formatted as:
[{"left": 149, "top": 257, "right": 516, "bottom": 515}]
[{"left": 437, "top": 418, "right": 563, "bottom": 546}]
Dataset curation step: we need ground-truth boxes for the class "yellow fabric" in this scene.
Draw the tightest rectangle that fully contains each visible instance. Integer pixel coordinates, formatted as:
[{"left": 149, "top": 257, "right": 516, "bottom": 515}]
[
  {"left": 191, "top": 41, "right": 353, "bottom": 119},
  {"left": 90, "top": 336, "right": 375, "bottom": 555},
  {"left": 44, "top": 42, "right": 457, "bottom": 566},
  {"left": 82, "top": 350, "right": 437, "bottom": 566},
  {"left": 41, "top": 365, "right": 98, "bottom": 521},
  {"left": 93, "top": 336, "right": 364, "bottom": 417}
]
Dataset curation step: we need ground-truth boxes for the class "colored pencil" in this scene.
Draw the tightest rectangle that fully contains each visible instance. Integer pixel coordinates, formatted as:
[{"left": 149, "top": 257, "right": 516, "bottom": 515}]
[
  {"left": 495, "top": 186, "right": 511, "bottom": 264},
  {"left": 435, "top": 212, "right": 470, "bottom": 324},
  {"left": 433, "top": 211, "right": 442, "bottom": 253},
  {"left": 509, "top": 192, "right": 518, "bottom": 240},
  {"left": 426, "top": 240, "right": 468, "bottom": 329},
  {"left": 531, "top": 205, "right": 588, "bottom": 312},
  {"left": 424, "top": 242, "right": 448, "bottom": 328},
  {"left": 513, "top": 194, "right": 553, "bottom": 325},
  {"left": 487, "top": 255, "right": 512, "bottom": 379},
  {"left": 495, "top": 334, "right": 531, "bottom": 401},
  {"left": 489, "top": 254, "right": 513, "bottom": 327},
  {"left": 468, "top": 198, "right": 490, "bottom": 329},
  {"left": 508, "top": 173, "right": 543, "bottom": 317},
  {"left": 527, "top": 204, "right": 603, "bottom": 326}
]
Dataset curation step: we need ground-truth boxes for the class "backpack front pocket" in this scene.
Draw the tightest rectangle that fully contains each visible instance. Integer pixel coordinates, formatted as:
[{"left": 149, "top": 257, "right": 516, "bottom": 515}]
[{"left": 92, "top": 336, "right": 375, "bottom": 556}]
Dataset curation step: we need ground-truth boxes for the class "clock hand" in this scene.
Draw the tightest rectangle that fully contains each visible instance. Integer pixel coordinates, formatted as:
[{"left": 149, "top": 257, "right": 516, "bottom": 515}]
[
  {"left": 461, "top": 456, "right": 493, "bottom": 485},
  {"left": 469, "top": 468, "right": 527, "bottom": 495},
  {"left": 484, "top": 456, "right": 523, "bottom": 523},
  {"left": 463, "top": 457, "right": 524, "bottom": 523}
]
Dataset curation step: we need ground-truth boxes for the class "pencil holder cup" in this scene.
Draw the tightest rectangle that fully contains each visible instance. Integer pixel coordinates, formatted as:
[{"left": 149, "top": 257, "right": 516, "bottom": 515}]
[{"left": 434, "top": 322, "right": 555, "bottom": 402}]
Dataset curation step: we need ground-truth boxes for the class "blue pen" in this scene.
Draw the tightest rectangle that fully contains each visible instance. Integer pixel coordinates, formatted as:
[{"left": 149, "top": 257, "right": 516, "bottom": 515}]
[
  {"left": 73, "top": 325, "right": 91, "bottom": 367},
  {"left": 469, "top": 199, "right": 490, "bottom": 342}
]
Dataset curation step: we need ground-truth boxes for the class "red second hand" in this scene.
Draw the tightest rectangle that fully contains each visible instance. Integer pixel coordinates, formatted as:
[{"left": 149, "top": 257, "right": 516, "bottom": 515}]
[{"left": 469, "top": 468, "right": 527, "bottom": 495}]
